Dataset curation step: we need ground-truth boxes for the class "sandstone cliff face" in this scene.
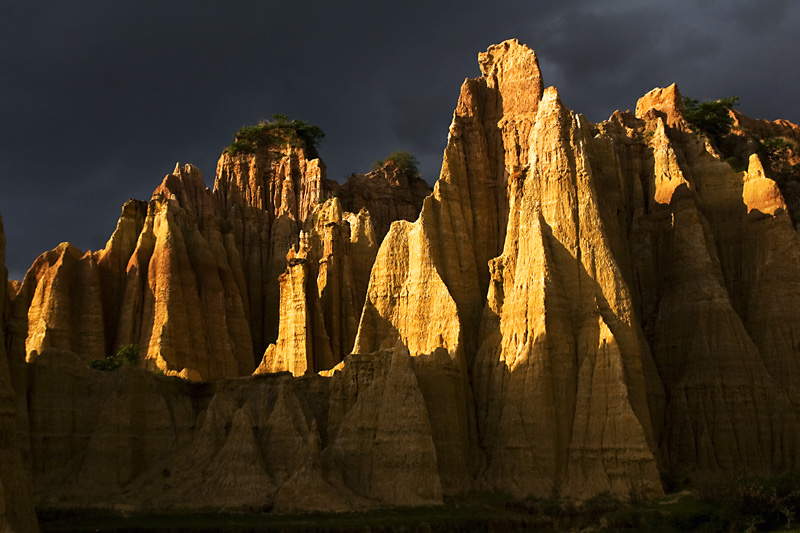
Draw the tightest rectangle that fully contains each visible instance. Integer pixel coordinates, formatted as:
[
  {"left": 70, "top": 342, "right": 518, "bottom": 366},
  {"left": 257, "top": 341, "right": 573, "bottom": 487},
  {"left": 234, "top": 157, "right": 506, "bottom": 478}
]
[
  {"left": 213, "top": 143, "right": 334, "bottom": 355},
  {"left": 469, "top": 80, "right": 663, "bottom": 499},
  {"left": 119, "top": 164, "right": 254, "bottom": 379},
  {"left": 630, "top": 88, "right": 800, "bottom": 478},
  {"left": 25, "top": 348, "right": 440, "bottom": 512},
  {"left": 349, "top": 40, "right": 553, "bottom": 493},
  {"left": 325, "top": 342, "right": 442, "bottom": 505},
  {"left": 256, "top": 198, "right": 377, "bottom": 376},
  {"left": 352, "top": 39, "right": 800, "bottom": 499},
  {"left": 10, "top": 133, "right": 412, "bottom": 381},
  {"left": 7, "top": 38, "right": 800, "bottom": 515},
  {"left": 18, "top": 243, "right": 106, "bottom": 363},
  {"left": 12, "top": 139, "right": 388, "bottom": 379},
  {"left": 0, "top": 213, "right": 39, "bottom": 532},
  {"left": 351, "top": 39, "right": 662, "bottom": 499},
  {"left": 94, "top": 199, "right": 147, "bottom": 355},
  {"left": 10, "top": 130, "right": 433, "bottom": 369}
]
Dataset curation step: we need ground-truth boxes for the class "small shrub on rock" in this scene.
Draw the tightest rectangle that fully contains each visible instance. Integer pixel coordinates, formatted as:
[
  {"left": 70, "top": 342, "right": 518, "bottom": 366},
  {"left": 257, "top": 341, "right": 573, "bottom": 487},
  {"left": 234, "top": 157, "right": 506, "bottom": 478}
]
[
  {"left": 89, "top": 344, "right": 140, "bottom": 371},
  {"left": 372, "top": 150, "right": 420, "bottom": 176},
  {"left": 682, "top": 95, "right": 739, "bottom": 142}
]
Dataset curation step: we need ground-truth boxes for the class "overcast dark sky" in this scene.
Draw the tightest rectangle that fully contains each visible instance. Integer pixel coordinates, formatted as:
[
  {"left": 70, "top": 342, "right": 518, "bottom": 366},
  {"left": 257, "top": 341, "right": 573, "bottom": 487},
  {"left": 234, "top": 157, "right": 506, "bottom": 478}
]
[{"left": 1, "top": 0, "right": 798, "bottom": 280}]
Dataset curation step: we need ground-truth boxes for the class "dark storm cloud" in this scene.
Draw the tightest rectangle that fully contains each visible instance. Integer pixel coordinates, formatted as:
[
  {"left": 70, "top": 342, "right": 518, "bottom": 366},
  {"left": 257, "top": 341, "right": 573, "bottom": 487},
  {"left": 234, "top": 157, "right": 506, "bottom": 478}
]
[
  {"left": 1, "top": 1, "right": 797, "bottom": 280},
  {"left": 535, "top": 1, "right": 800, "bottom": 123}
]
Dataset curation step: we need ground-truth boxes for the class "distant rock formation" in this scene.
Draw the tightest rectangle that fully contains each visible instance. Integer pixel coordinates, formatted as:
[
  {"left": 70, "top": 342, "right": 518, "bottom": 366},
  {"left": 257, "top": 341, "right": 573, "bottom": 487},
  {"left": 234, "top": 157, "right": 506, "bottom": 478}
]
[
  {"left": 335, "top": 159, "right": 432, "bottom": 241},
  {"left": 3, "top": 38, "right": 800, "bottom": 516}
]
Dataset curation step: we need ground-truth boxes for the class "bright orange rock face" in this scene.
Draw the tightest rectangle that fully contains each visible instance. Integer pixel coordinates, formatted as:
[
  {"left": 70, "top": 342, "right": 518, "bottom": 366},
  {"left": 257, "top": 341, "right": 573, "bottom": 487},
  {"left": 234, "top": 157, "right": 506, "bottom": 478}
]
[{"left": 4, "top": 39, "right": 800, "bottom": 513}]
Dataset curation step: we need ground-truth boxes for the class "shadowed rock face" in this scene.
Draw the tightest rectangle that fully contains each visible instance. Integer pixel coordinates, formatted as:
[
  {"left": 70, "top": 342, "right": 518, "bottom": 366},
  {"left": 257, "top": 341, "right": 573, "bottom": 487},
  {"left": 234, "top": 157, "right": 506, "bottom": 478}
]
[
  {"left": 335, "top": 160, "right": 432, "bottom": 242},
  {"left": 4, "top": 38, "right": 800, "bottom": 514},
  {"left": 0, "top": 214, "right": 39, "bottom": 532},
  {"left": 24, "top": 348, "right": 440, "bottom": 512}
]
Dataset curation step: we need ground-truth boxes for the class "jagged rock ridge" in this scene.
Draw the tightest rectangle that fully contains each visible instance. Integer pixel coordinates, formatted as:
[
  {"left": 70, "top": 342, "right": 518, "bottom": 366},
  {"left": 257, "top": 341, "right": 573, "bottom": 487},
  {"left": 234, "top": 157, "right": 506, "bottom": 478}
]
[
  {"left": 12, "top": 140, "right": 428, "bottom": 380},
  {"left": 2, "top": 38, "right": 800, "bottom": 516}
]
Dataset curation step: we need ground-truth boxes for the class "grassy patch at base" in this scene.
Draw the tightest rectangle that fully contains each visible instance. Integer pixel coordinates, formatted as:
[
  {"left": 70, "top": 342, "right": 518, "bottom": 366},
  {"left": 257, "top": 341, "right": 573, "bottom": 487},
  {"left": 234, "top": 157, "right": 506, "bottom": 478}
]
[{"left": 37, "top": 474, "right": 800, "bottom": 532}]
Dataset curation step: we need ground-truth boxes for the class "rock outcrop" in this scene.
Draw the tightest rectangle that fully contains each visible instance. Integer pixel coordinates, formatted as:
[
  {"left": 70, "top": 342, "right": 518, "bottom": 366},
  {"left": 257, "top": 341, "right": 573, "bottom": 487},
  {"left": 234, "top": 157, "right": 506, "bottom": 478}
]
[
  {"left": 335, "top": 160, "right": 432, "bottom": 241},
  {"left": 116, "top": 165, "right": 254, "bottom": 379},
  {"left": 631, "top": 86, "right": 800, "bottom": 479},
  {"left": 18, "top": 242, "right": 105, "bottom": 363},
  {"left": 351, "top": 39, "right": 800, "bottom": 499},
  {"left": 256, "top": 198, "right": 377, "bottom": 376},
  {"left": 0, "top": 213, "right": 39, "bottom": 532},
  {"left": 24, "top": 347, "right": 438, "bottom": 512},
  {"left": 325, "top": 342, "right": 443, "bottom": 505},
  {"left": 213, "top": 140, "right": 337, "bottom": 356}
]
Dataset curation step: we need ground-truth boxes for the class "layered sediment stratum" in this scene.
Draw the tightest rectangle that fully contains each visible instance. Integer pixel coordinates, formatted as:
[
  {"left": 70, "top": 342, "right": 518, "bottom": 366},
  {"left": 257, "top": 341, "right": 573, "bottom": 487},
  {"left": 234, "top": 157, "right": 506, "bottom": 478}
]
[{"left": 3, "top": 39, "right": 800, "bottom": 515}]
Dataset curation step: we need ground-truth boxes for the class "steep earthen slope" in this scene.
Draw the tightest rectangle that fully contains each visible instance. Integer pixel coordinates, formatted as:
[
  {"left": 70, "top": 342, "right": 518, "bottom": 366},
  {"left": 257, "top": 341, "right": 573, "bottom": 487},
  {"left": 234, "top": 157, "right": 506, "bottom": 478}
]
[
  {"left": 354, "top": 39, "right": 663, "bottom": 499},
  {"left": 25, "top": 347, "right": 441, "bottom": 511},
  {"left": 213, "top": 142, "right": 333, "bottom": 355},
  {"left": 631, "top": 87, "right": 800, "bottom": 477}
]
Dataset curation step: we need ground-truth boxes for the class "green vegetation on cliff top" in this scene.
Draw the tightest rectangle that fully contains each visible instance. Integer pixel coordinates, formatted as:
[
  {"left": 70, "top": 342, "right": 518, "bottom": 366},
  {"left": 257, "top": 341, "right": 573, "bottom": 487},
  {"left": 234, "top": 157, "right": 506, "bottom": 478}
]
[
  {"left": 372, "top": 150, "right": 420, "bottom": 177},
  {"left": 226, "top": 114, "right": 325, "bottom": 155}
]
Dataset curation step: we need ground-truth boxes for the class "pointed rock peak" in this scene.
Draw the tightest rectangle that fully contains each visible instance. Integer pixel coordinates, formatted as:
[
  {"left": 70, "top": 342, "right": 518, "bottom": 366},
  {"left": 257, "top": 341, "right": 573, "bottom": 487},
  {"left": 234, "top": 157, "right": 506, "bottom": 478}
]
[
  {"left": 478, "top": 39, "right": 543, "bottom": 87},
  {"left": 163, "top": 162, "right": 205, "bottom": 188},
  {"left": 745, "top": 153, "right": 767, "bottom": 182},
  {"left": 478, "top": 39, "right": 544, "bottom": 119},
  {"left": 654, "top": 115, "right": 667, "bottom": 135},
  {"left": 286, "top": 232, "right": 311, "bottom": 264},
  {"left": 231, "top": 405, "right": 255, "bottom": 431},
  {"left": 743, "top": 153, "right": 786, "bottom": 215},
  {"left": 58, "top": 242, "right": 83, "bottom": 257},
  {"left": 151, "top": 162, "right": 215, "bottom": 221},
  {"left": 608, "top": 109, "right": 642, "bottom": 129},
  {"left": 119, "top": 198, "right": 148, "bottom": 217},
  {"left": 316, "top": 196, "right": 344, "bottom": 224},
  {"left": 635, "top": 83, "right": 685, "bottom": 127},
  {"left": 390, "top": 338, "right": 412, "bottom": 366},
  {"left": 270, "top": 380, "right": 307, "bottom": 430},
  {"left": 540, "top": 86, "right": 563, "bottom": 107},
  {"left": 533, "top": 86, "right": 570, "bottom": 125},
  {"left": 32, "top": 242, "right": 85, "bottom": 269}
]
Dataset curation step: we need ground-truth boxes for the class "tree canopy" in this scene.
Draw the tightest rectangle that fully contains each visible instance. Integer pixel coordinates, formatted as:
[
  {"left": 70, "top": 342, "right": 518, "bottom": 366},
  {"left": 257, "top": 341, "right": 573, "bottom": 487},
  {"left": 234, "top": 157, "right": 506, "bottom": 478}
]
[{"left": 682, "top": 96, "right": 739, "bottom": 140}]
